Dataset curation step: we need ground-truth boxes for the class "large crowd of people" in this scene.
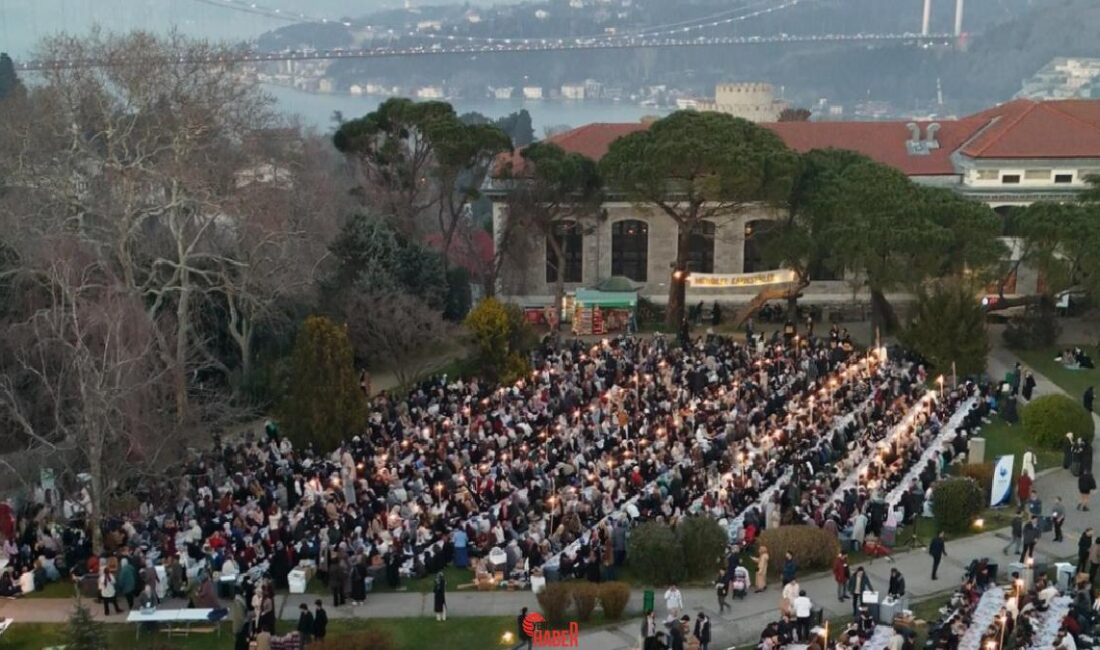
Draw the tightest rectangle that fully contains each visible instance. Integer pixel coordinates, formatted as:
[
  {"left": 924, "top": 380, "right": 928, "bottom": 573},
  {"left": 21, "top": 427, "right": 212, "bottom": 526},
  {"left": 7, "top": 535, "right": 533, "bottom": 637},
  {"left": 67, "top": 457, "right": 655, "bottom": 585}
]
[{"left": 0, "top": 320, "right": 1069, "bottom": 650}]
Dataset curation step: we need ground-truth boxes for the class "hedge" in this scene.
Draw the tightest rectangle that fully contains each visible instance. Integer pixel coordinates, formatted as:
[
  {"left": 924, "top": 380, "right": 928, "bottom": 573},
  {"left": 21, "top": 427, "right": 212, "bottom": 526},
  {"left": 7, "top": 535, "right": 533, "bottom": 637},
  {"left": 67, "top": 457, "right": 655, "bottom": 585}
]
[
  {"left": 571, "top": 582, "right": 599, "bottom": 622},
  {"left": 757, "top": 525, "right": 839, "bottom": 573},
  {"left": 931, "top": 477, "right": 985, "bottom": 533},
  {"left": 956, "top": 462, "right": 995, "bottom": 500},
  {"left": 1021, "top": 393, "right": 1095, "bottom": 450},
  {"left": 308, "top": 630, "right": 393, "bottom": 650},
  {"left": 536, "top": 582, "right": 572, "bottom": 626},
  {"left": 599, "top": 582, "right": 631, "bottom": 620},
  {"left": 677, "top": 516, "right": 729, "bottom": 581},
  {"left": 626, "top": 521, "right": 685, "bottom": 585}
]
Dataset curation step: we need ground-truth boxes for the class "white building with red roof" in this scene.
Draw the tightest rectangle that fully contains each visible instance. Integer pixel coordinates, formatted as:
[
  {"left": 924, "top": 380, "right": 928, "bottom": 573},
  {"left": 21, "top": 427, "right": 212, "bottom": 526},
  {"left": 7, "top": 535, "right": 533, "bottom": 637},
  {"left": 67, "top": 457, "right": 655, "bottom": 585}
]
[{"left": 487, "top": 99, "right": 1100, "bottom": 305}]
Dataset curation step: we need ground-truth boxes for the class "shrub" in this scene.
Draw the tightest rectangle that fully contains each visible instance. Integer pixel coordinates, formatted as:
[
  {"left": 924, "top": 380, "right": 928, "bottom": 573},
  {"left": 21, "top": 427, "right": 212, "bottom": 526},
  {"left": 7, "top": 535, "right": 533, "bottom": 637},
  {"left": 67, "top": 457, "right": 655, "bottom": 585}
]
[
  {"left": 1021, "top": 393, "right": 1095, "bottom": 449},
  {"left": 309, "top": 629, "right": 394, "bottom": 650},
  {"left": 956, "top": 462, "right": 995, "bottom": 499},
  {"left": 571, "top": 582, "right": 599, "bottom": 622},
  {"left": 65, "top": 603, "right": 106, "bottom": 650},
  {"left": 1003, "top": 308, "right": 1061, "bottom": 350},
  {"left": 626, "top": 521, "right": 685, "bottom": 586},
  {"left": 536, "top": 582, "right": 573, "bottom": 626},
  {"left": 931, "top": 477, "right": 985, "bottom": 533},
  {"left": 677, "top": 516, "right": 729, "bottom": 581},
  {"left": 757, "top": 526, "right": 839, "bottom": 573},
  {"left": 599, "top": 582, "right": 631, "bottom": 620},
  {"left": 464, "top": 299, "right": 535, "bottom": 382}
]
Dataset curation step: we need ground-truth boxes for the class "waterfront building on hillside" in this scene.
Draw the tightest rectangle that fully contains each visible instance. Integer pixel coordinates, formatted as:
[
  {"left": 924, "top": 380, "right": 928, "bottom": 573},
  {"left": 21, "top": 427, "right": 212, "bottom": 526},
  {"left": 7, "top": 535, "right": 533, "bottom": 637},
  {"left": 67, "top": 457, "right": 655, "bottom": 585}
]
[
  {"left": 1017, "top": 57, "right": 1100, "bottom": 100},
  {"left": 486, "top": 99, "right": 1100, "bottom": 306},
  {"left": 695, "top": 83, "right": 788, "bottom": 123}
]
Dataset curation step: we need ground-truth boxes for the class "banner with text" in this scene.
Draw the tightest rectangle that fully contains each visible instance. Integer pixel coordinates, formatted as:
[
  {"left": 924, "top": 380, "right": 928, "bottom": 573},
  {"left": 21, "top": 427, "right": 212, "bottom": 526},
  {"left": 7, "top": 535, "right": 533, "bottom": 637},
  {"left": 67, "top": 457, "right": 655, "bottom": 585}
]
[
  {"left": 991, "top": 454, "right": 1015, "bottom": 507},
  {"left": 687, "top": 269, "right": 796, "bottom": 288}
]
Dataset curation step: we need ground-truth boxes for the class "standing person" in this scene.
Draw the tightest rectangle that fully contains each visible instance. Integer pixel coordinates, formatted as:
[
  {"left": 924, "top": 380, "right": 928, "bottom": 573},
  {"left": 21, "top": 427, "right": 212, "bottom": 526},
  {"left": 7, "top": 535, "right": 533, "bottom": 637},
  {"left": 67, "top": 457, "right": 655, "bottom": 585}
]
[
  {"left": 781, "top": 579, "right": 800, "bottom": 619},
  {"left": 1090, "top": 538, "right": 1100, "bottom": 585},
  {"left": 514, "top": 607, "right": 534, "bottom": 650},
  {"left": 312, "top": 600, "right": 328, "bottom": 641},
  {"left": 929, "top": 532, "right": 947, "bottom": 580},
  {"left": 231, "top": 591, "right": 249, "bottom": 650},
  {"left": 833, "top": 552, "right": 851, "bottom": 602},
  {"left": 694, "top": 612, "right": 712, "bottom": 650},
  {"left": 751, "top": 545, "right": 769, "bottom": 593},
  {"left": 1079, "top": 468, "right": 1096, "bottom": 512},
  {"left": 1022, "top": 448, "right": 1037, "bottom": 480},
  {"left": 664, "top": 584, "right": 684, "bottom": 619},
  {"left": 888, "top": 568, "right": 906, "bottom": 599},
  {"left": 1078, "top": 528, "right": 1094, "bottom": 573},
  {"left": 1021, "top": 516, "right": 1040, "bottom": 563},
  {"left": 713, "top": 571, "right": 728, "bottom": 614},
  {"left": 1065, "top": 433, "right": 1077, "bottom": 470},
  {"left": 296, "top": 603, "right": 314, "bottom": 648},
  {"left": 781, "top": 551, "right": 798, "bottom": 586},
  {"left": 1052, "top": 496, "right": 1067, "bottom": 543},
  {"left": 640, "top": 610, "right": 657, "bottom": 647},
  {"left": 1085, "top": 386, "right": 1095, "bottom": 413},
  {"left": 669, "top": 615, "right": 688, "bottom": 650},
  {"left": 793, "top": 590, "right": 813, "bottom": 642},
  {"left": 117, "top": 558, "right": 137, "bottom": 610},
  {"left": 349, "top": 555, "right": 367, "bottom": 606},
  {"left": 1017, "top": 471, "right": 1033, "bottom": 506},
  {"left": 99, "top": 564, "right": 122, "bottom": 616},
  {"left": 847, "top": 567, "right": 872, "bottom": 618},
  {"left": 329, "top": 557, "right": 346, "bottom": 608},
  {"left": 1022, "top": 371, "right": 1036, "bottom": 400},
  {"left": 433, "top": 571, "right": 447, "bottom": 622},
  {"left": 1004, "top": 510, "right": 1024, "bottom": 557}
]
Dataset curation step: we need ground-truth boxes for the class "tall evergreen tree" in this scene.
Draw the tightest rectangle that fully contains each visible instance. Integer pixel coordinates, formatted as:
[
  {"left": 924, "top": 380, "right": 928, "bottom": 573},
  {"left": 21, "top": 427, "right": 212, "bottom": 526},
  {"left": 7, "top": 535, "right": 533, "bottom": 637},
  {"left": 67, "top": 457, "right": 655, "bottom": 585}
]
[
  {"left": 278, "top": 316, "right": 367, "bottom": 451},
  {"left": 0, "top": 53, "right": 22, "bottom": 101}
]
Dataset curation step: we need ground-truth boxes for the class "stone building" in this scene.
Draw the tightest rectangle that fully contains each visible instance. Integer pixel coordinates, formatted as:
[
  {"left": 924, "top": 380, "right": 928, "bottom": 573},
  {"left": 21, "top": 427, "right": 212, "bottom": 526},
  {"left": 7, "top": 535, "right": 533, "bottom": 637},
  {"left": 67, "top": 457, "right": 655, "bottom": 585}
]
[
  {"left": 696, "top": 83, "right": 787, "bottom": 123},
  {"left": 487, "top": 99, "right": 1100, "bottom": 306}
]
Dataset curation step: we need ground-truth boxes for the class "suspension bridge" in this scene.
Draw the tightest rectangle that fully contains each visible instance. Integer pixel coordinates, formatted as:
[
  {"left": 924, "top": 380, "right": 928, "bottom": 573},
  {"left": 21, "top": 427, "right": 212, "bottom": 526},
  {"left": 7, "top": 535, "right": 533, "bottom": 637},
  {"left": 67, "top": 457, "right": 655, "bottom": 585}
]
[{"left": 7, "top": 0, "right": 967, "bottom": 71}]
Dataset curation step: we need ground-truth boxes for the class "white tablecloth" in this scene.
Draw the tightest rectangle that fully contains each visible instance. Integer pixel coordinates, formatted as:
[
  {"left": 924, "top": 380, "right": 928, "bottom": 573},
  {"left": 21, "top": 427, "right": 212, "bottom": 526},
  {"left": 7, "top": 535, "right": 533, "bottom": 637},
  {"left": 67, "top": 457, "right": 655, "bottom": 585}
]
[
  {"left": 885, "top": 396, "right": 976, "bottom": 511},
  {"left": 860, "top": 624, "right": 898, "bottom": 650},
  {"left": 957, "top": 587, "right": 1005, "bottom": 650},
  {"left": 126, "top": 608, "right": 215, "bottom": 624},
  {"left": 1025, "top": 595, "right": 1073, "bottom": 649}
]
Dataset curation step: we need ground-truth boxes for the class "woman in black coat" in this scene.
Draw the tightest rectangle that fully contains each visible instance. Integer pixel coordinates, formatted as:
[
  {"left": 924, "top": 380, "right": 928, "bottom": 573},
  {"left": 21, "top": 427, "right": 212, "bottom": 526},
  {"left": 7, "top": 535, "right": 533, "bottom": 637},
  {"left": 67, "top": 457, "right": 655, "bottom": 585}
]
[
  {"left": 349, "top": 555, "right": 367, "bottom": 605},
  {"left": 433, "top": 572, "right": 447, "bottom": 621}
]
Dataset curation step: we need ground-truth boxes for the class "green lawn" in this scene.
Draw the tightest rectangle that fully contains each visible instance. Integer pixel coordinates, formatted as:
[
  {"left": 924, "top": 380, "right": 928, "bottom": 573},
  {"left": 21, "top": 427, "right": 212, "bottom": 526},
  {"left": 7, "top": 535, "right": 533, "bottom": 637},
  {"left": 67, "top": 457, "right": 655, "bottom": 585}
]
[
  {"left": 304, "top": 565, "right": 475, "bottom": 595},
  {"left": 977, "top": 414, "right": 1061, "bottom": 470},
  {"left": 1014, "top": 345, "right": 1100, "bottom": 403},
  {"left": 3, "top": 615, "right": 514, "bottom": 650},
  {"left": 23, "top": 580, "right": 79, "bottom": 600}
]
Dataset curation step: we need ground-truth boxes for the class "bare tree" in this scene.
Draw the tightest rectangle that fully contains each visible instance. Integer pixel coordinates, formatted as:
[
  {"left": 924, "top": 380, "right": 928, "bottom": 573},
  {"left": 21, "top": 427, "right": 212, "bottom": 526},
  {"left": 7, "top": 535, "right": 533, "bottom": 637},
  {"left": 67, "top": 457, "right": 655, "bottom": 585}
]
[
  {"left": 345, "top": 290, "right": 453, "bottom": 389},
  {"left": 0, "top": 31, "right": 293, "bottom": 421},
  {"left": 0, "top": 241, "right": 181, "bottom": 551}
]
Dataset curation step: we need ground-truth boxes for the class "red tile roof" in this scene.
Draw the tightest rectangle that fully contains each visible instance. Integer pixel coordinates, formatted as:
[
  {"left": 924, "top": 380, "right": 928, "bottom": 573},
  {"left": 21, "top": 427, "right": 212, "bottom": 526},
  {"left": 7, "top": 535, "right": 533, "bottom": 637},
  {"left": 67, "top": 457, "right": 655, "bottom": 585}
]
[
  {"left": 492, "top": 100, "right": 1100, "bottom": 179},
  {"left": 959, "top": 98, "right": 1100, "bottom": 159}
]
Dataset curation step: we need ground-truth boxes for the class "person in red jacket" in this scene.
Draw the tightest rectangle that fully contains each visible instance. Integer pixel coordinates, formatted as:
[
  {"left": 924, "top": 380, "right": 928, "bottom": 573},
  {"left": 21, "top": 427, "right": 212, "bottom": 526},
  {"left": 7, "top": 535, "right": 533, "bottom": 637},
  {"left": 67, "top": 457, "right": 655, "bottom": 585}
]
[{"left": 833, "top": 552, "right": 851, "bottom": 602}]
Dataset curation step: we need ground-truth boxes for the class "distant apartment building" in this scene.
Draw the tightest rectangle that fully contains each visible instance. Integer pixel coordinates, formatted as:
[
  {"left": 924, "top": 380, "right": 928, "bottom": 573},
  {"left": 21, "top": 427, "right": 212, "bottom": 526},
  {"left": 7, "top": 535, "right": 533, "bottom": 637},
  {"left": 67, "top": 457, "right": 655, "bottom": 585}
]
[
  {"left": 416, "top": 20, "right": 443, "bottom": 32},
  {"left": 492, "top": 86, "right": 515, "bottom": 100},
  {"left": 318, "top": 79, "right": 335, "bottom": 94},
  {"left": 522, "top": 86, "right": 544, "bottom": 100},
  {"left": 349, "top": 84, "right": 365, "bottom": 96},
  {"left": 696, "top": 83, "right": 787, "bottom": 123},
  {"left": 561, "top": 84, "right": 586, "bottom": 100},
  {"left": 416, "top": 86, "right": 445, "bottom": 100},
  {"left": 1017, "top": 57, "right": 1100, "bottom": 100}
]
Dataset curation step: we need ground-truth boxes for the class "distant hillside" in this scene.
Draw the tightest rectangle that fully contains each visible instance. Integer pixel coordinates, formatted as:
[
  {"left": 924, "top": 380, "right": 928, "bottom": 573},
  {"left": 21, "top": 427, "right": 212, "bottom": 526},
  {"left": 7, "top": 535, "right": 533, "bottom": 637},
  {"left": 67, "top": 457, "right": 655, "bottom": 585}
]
[{"left": 254, "top": 0, "right": 1100, "bottom": 111}]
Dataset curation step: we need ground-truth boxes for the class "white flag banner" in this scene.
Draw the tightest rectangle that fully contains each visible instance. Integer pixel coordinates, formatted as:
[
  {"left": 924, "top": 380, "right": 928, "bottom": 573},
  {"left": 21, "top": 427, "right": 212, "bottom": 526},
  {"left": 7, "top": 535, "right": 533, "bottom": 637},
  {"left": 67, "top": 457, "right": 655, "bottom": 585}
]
[
  {"left": 991, "top": 454, "right": 1015, "bottom": 507},
  {"left": 687, "top": 269, "right": 796, "bottom": 288}
]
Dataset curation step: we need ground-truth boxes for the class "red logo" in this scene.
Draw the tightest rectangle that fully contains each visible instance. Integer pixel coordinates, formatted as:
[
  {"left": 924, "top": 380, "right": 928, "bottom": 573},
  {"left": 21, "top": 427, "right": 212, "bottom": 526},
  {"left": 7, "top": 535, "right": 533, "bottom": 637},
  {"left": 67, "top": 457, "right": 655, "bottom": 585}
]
[{"left": 523, "top": 612, "right": 580, "bottom": 647}]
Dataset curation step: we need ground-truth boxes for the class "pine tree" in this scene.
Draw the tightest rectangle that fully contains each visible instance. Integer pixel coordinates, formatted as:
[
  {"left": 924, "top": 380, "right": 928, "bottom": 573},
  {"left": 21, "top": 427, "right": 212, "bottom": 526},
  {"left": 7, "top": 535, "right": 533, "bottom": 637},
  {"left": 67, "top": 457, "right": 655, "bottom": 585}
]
[
  {"left": 0, "top": 53, "right": 23, "bottom": 101},
  {"left": 65, "top": 602, "right": 107, "bottom": 650},
  {"left": 278, "top": 316, "right": 367, "bottom": 451}
]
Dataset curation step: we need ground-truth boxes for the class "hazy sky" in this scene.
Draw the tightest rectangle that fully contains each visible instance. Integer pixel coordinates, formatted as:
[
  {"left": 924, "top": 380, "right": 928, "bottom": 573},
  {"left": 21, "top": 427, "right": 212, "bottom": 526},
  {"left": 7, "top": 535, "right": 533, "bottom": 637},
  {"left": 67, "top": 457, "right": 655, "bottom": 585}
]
[{"left": 0, "top": 0, "right": 514, "bottom": 57}]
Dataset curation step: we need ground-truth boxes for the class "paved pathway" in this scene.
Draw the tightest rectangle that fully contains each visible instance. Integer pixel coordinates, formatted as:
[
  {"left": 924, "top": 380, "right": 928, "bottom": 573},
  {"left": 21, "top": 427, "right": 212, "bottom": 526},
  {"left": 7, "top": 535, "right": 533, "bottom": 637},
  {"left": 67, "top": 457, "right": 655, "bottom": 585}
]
[{"left": 4, "top": 347, "right": 1100, "bottom": 650}]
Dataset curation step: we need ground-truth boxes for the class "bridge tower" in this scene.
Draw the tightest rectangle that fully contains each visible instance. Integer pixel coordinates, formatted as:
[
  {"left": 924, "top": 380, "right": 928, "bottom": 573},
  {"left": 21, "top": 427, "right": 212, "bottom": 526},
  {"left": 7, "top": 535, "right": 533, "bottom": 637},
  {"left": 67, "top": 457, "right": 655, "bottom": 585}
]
[
  {"left": 954, "top": 0, "right": 965, "bottom": 36},
  {"left": 921, "top": 0, "right": 932, "bottom": 36}
]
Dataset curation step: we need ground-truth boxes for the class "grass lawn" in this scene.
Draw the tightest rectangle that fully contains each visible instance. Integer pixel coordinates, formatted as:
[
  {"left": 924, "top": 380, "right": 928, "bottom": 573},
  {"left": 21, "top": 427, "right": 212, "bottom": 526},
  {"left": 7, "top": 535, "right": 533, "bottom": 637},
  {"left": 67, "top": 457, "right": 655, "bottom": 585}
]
[
  {"left": 304, "top": 565, "right": 474, "bottom": 595},
  {"left": 3, "top": 615, "right": 514, "bottom": 650},
  {"left": 977, "top": 414, "right": 1061, "bottom": 470},
  {"left": 1014, "top": 345, "right": 1100, "bottom": 402},
  {"left": 23, "top": 580, "right": 79, "bottom": 600}
]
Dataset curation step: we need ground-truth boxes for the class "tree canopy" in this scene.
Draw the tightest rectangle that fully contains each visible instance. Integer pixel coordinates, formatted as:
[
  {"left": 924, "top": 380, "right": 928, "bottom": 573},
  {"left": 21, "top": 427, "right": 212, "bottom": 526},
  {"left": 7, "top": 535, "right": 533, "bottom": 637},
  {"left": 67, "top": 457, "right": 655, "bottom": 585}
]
[{"left": 599, "top": 111, "right": 798, "bottom": 326}]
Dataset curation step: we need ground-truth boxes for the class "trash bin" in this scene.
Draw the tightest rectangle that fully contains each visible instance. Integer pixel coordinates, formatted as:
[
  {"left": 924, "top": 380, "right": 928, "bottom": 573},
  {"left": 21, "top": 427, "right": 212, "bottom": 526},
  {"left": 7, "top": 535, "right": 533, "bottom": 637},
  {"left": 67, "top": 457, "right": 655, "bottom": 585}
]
[
  {"left": 1056, "top": 562, "right": 1075, "bottom": 591},
  {"left": 644, "top": 589, "right": 654, "bottom": 613}
]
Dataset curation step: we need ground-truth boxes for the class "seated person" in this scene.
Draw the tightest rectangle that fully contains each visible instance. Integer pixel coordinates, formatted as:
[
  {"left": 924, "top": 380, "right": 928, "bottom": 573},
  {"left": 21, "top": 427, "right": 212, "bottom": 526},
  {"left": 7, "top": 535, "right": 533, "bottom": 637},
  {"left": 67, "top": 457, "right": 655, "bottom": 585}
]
[{"left": 0, "top": 567, "right": 20, "bottom": 597}]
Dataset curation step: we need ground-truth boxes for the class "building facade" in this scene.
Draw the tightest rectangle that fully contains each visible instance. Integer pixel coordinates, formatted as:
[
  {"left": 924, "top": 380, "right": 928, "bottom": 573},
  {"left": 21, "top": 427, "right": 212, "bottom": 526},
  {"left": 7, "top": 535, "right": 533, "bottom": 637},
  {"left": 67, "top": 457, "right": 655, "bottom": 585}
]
[
  {"left": 489, "top": 99, "right": 1100, "bottom": 305},
  {"left": 696, "top": 83, "right": 787, "bottom": 123}
]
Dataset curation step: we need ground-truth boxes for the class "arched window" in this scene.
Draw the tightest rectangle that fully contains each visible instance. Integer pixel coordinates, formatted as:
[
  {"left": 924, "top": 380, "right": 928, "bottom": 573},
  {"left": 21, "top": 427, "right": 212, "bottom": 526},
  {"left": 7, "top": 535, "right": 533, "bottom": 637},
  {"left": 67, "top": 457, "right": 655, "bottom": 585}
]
[
  {"left": 686, "top": 221, "right": 716, "bottom": 274},
  {"left": 611, "top": 220, "right": 648, "bottom": 282},
  {"left": 742, "top": 219, "right": 779, "bottom": 273},
  {"left": 545, "top": 221, "right": 583, "bottom": 283}
]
